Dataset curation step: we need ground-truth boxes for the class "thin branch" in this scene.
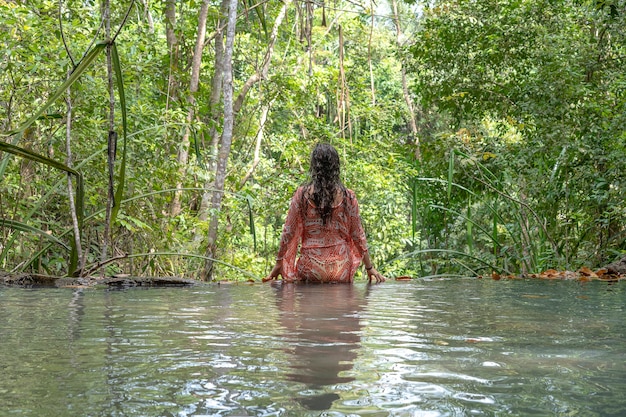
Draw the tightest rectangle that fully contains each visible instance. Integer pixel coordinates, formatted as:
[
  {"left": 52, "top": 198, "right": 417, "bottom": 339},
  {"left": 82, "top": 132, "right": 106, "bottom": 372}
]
[
  {"left": 203, "top": 22, "right": 226, "bottom": 49},
  {"left": 239, "top": 99, "right": 274, "bottom": 187},
  {"left": 233, "top": 0, "right": 291, "bottom": 113},
  {"left": 112, "top": 0, "right": 137, "bottom": 43},
  {"left": 202, "top": 0, "right": 272, "bottom": 49},
  {"left": 58, "top": 0, "right": 75, "bottom": 66},
  {"left": 75, "top": 16, "right": 105, "bottom": 70},
  {"left": 83, "top": 254, "right": 128, "bottom": 277}
]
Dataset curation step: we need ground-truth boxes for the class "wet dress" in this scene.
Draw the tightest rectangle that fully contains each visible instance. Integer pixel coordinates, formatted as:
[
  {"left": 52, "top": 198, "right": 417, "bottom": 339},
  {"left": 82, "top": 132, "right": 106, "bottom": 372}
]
[{"left": 276, "top": 186, "right": 369, "bottom": 283}]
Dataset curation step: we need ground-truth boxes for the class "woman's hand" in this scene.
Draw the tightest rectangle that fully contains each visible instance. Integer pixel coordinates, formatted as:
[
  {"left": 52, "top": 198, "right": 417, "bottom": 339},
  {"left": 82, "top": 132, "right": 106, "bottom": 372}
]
[
  {"left": 262, "top": 262, "right": 283, "bottom": 282},
  {"left": 366, "top": 267, "right": 386, "bottom": 283}
]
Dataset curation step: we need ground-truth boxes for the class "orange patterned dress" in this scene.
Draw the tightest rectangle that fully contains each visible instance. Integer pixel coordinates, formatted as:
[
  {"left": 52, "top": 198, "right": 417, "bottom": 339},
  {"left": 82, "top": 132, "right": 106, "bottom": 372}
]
[{"left": 276, "top": 186, "right": 369, "bottom": 283}]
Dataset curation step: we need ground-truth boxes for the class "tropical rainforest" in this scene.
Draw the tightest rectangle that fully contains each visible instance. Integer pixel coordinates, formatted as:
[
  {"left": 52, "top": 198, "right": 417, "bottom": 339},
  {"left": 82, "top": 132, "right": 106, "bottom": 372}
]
[{"left": 1, "top": 0, "right": 625, "bottom": 281}]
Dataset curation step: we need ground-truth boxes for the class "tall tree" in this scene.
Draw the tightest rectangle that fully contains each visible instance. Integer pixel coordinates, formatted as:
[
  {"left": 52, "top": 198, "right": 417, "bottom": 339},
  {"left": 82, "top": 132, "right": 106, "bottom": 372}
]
[
  {"left": 170, "top": 0, "right": 211, "bottom": 216},
  {"left": 202, "top": 0, "right": 238, "bottom": 281},
  {"left": 233, "top": 0, "right": 291, "bottom": 113},
  {"left": 164, "top": 0, "right": 179, "bottom": 111},
  {"left": 337, "top": 24, "right": 352, "bottom": 140},
  {"left": 201, "top": 0, "right": 290, "bottom": 279},
  {"left": 60, "top": 0, "right": 84, "bottom": 274},
  {"left": 196, "top": 0, "right": 229, "bottom": 228},
  {"left": 101, "top": 0, "right": 115, "bottom": 271},
  {"left": 390, "top": 0, "right": 420, "bottom": 160},
  {"left": 65, "top": 69, "right": 84, "bottom": 274}
]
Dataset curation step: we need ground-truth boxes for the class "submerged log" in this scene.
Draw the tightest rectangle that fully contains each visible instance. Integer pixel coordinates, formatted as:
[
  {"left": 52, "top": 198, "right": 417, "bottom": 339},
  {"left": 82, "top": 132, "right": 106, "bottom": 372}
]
[
  {"left": 1, "top": 273, "right": 60, "bottom": 287},
  {"left": 1, "top": 272, "right": 200, "bottom": 288},
  {"left": 100, "top": 276, "right": 199, "bottom": 288}
]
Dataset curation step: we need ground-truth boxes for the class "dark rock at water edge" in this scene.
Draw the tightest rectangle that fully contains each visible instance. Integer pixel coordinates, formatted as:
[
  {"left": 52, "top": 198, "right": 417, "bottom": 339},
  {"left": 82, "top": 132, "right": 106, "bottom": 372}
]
[{"left": 605, "top": 256, "right": 626, "bottom": 276}]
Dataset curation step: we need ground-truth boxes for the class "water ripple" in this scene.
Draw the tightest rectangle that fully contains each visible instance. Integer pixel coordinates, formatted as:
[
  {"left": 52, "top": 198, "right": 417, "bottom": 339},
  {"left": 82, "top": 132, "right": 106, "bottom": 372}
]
[{"left": 0, "top": 280, "right": 624, "bottom": 416}]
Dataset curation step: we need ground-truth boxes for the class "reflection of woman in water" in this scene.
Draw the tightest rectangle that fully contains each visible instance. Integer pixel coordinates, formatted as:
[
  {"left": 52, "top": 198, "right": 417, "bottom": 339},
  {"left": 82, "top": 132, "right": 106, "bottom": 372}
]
[
  {"left": 273, "top": 282, "right": 369, "bottom": 410},
  {"left": 265, "top": 143, "right": 385, "bottom": 283}
]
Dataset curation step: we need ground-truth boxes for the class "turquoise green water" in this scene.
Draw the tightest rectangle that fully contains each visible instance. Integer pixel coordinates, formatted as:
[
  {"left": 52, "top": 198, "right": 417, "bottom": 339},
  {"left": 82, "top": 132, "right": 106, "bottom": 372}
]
[{"left": 0, "top": 278, "right": 624, "bottom": 416}]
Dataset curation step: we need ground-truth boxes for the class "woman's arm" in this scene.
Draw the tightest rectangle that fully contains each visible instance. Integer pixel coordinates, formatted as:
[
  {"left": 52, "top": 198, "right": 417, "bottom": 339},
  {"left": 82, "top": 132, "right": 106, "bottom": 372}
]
[
  {"left": 264, "top": 188, "right": 303, "bottom": 282},
  {"left": 362, "top": 251, "right": 385, "bottom": 283}
]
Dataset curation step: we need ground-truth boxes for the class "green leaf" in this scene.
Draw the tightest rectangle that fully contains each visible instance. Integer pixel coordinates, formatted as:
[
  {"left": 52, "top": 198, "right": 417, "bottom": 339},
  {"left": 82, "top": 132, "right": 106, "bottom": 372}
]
[
  {"left": 0, "top": 219, "right": 70, "bottom": 251},
  {"left": 247, "top": 0, "right": 267, "bottom": 37},
  {"left": 0, "top": 141, "right": 81, "bottom": 176},
  {"left": 0, "top": 141, "right": 84, "bottom": 271},
  {"left": 111, "top": 42, "right": 128, "bottom": 225},
  {"left": 3, "top": 42, "right": 107, "bottom": 138}
]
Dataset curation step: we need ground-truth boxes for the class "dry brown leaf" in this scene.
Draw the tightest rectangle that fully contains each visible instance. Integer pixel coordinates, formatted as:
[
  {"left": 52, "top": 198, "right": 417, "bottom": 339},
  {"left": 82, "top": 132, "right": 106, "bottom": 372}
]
[
  {"left": 578, "top": 266, "right": 598, "bottom": 278},
  {"left": 395, "top": 276, "right": 412, "bottom": 281}
]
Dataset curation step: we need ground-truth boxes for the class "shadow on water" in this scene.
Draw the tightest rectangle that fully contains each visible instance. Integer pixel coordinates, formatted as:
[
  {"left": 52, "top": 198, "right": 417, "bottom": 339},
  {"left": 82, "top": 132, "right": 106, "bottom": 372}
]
[{"left": 271, "top": 282, "right": 370, "bottom": 411}]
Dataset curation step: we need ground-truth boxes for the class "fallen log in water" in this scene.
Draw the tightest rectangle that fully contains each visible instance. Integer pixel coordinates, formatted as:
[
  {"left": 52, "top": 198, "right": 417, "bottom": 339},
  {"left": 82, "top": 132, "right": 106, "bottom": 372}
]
[
  {"left": 1, "top": 272, "right": 200, "bottom": 288},
  {"left": 98, "top": 276, "right": 199, "bottom": 288}
]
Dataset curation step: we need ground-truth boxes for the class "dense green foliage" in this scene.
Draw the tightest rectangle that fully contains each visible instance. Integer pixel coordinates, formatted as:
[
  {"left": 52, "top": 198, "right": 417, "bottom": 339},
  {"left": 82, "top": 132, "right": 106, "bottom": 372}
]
[
  {"left": 410, "top": 0, "right": 626, "bottom": 275},
  {"left": 1, "top": 0, "right": 625, "bottom": 280}
]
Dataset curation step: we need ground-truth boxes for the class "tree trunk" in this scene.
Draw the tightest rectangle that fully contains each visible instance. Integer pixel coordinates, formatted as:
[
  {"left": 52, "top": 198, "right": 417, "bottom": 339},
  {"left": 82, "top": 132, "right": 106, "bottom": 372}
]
[
  {"left": 239, "top": 100, "right": 273, "bottom": 187},
  {"left": 65, "top": 69, "right": 84, "bottom": 275},
  {"left": 233, "top": 0, "right": 291, "bottom": 114},
  {"left": 101, "top": 0, "right": 115, "bottom": 274},
  {"left": 202, "top": 0, "right": 238, "bottom": 281},
  {"left": 368, "top": 0, "right": 376, "bottom": 106},
  {"left": 170, "top": 0, "right": 211, "bottom": 216},
  {"left": 390, "top": 0, "right": 421, "bottom": 160},
  {"left": 197, "top": 0, "right": 230, "bottom": 227},
  {"left": 137, "top": 0, "right": 155, "bottom": 33},
  {"left": 198, "top": 0, "right": 289, "bottom": 225},
  {"left": 164, "top": 0, "right": 179, "bottom": 111},
  {"left": 337, "top": 25, "right": 352, "bottom": 141}
]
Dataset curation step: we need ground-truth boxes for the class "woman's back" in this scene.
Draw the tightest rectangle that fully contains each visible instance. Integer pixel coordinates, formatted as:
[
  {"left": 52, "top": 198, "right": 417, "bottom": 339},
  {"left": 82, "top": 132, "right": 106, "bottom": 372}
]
[
  {"left": 292, "top": 187, "right": 368, "bottom": 282},
  {"left": 264, "top": 143, "right": 385, "bottom": 284}
]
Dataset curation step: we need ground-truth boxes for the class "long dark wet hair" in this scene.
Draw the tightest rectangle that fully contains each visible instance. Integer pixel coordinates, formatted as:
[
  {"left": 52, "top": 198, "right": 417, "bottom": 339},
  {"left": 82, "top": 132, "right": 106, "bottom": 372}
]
[{"left": 303, "top": 143, "right": 346, "bottom": 225}]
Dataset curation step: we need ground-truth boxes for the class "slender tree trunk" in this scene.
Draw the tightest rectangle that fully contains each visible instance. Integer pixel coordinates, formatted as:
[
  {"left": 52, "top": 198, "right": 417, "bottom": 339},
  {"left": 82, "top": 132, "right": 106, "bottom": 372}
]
[
  {"left": 165, "top": 0, "right": 179, "bottom": 111},
  {"left": 368, "top": 0, "right": 376, "bottom": 106},
  {"left": 170, "top": 0, "right": 211, "bottom": 216},
  {"left": 202, "top": 0, "right": 238, "bottom": 281},
  {"left": 305, "top": 0, "right": 313, "bottom": 76},
  {"left": 239, "top": 100, "right": 273, "bottom": 187},
  {"left": 198, "top": 0, "right": 289, "bottom": 225},
  {"left": 101, "top": 0, "right": 115, "bottom": 273},
  {"left": 390, "top": 0, "right": 420, "bottom": 160},
  {"left": 196, "top": 0, "right": 229, "bottom": 227},
  {"left": 65, "top": 69, "right": 83, "bottom": 275},
  {"left": 233, "top": 0, "right": 291, "bottom": 114},
  {"left": 18, "top": 129, "right": 35, "bottom": 199},
  {"left": 337, "top": 25, "right": 352, "bottom": 141},
  {"left": 137, "top": 0, "right": 154, "bottom": 33}
]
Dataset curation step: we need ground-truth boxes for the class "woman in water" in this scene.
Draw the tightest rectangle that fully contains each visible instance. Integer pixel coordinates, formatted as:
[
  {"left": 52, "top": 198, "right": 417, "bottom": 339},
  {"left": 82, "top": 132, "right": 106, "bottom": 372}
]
[{"left": 264, "top": 143, "right": 385, "bottom": 283}]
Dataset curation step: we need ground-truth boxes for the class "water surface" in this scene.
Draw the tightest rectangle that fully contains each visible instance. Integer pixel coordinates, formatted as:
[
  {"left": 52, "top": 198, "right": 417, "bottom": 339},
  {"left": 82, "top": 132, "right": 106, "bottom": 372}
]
[{"left": 1, "top": 278, "right": 624, "bottom": 416}]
